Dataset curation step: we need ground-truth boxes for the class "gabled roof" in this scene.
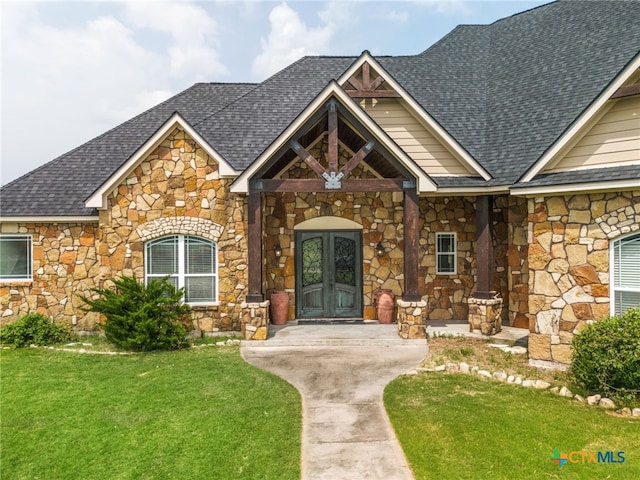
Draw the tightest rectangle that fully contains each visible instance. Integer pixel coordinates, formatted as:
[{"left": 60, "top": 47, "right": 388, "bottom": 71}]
[
  {"left": 85, "top": 112, "right": 239, "bottom": 209},
  {"left": 2, "top": 0, "right": 639, "bottom": 218},
  {"left": 338, "top": 52, "right": 491, "bottom": 181},
  {"left": 230, "top": 81, "right": 437, "bottom": 193},
  {"left": 386, "top": 1, "right": 640, "bottom": 186}
]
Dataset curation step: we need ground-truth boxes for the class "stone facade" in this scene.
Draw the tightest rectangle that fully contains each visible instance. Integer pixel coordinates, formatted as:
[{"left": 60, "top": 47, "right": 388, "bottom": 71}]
[
  {"left": 9, "top": 127, "right": 633, "bottom": 355},
  {"left": 97, "top": 127, "right": 249, "bottom": 333},
  {"left": 0, "top": 222, "right": 103, "bottom": 329},
  {"left": 1, "top": 128, "right": 251, "bottom": 334},
  {"left": 527, "top": 190, "right": 640, "bottom": 365}
]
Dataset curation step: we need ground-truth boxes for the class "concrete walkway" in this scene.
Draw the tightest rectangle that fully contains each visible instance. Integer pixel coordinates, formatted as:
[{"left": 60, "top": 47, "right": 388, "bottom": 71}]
[{"left": 241, "top": 324, "right": 427, "bottom": 480}]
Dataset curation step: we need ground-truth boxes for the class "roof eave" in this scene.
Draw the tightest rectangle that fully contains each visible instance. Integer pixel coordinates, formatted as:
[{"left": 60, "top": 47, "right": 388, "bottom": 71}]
[{"left": 511, "top": 178, "right": 640, "bottom": 196}]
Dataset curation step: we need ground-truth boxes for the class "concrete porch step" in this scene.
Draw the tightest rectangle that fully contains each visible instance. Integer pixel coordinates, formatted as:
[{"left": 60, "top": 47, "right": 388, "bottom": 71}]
[{"left": 240, "top": 323, "right": 427, "bottom": 348}]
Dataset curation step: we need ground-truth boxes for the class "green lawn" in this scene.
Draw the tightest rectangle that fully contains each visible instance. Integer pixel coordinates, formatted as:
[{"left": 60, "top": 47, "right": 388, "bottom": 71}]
[
  {"left": 385, "top": 373, "right": 640, "bottom": 480},
  {"left": 0, "top": 347, "right": 301, "bottom": 480}
]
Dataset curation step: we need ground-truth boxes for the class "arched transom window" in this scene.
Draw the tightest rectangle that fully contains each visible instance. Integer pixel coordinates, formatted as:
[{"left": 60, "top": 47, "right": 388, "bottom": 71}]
[
  {"left": 145, "top": 235, "right": 217, "bottom": 305},
  {"left": 612, "top": 232, "right": 640, "bottom": 316}
]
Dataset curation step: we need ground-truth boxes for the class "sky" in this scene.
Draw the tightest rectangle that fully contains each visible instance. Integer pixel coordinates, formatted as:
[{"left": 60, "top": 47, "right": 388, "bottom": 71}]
[{"left": 1, "top": 0, "right": 548, "bottom": 186}]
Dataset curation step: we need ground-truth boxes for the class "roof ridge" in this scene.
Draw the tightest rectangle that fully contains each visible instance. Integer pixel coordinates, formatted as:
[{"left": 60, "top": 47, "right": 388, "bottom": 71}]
[{"left": 489, "top": 0, "right": 557, "bottom": 26}]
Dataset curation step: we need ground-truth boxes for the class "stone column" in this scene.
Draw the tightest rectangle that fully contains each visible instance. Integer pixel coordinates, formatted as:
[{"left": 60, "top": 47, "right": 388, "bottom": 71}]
[
  {"left": 468, "top": 297, "right": 503, "bottom": 335},
  {"left": 397, "top": 299, "right": 427, "bottom": 339},
  {"left": 240, "top": 300, "right": 270, "bottom": 340}
]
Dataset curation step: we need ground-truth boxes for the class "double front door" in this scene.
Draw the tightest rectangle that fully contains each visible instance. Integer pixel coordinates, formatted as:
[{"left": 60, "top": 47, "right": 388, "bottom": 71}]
[{"left": 295, "top": 231, "right": 362, "bottom": 319}]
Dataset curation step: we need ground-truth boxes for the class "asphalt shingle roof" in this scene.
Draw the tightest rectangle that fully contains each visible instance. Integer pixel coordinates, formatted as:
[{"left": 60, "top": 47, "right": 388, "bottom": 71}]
[
  {"left": 2, "top": 0, "right": 638, "bottom": 217},
  {"left": 0, "top": 83, "right": 256, "bottom": 216}
]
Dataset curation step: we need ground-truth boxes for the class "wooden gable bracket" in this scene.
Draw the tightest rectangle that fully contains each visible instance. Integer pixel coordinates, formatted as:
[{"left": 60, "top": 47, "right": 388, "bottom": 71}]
[
  {"left": 286, "top": 100, "right": 378, "bottom": 190},
  {"left": 345, "top": 61, "right": 401, "bottom": 98},
  {"left": 610, "top": 83, "right": 640, "bottom": 99}
]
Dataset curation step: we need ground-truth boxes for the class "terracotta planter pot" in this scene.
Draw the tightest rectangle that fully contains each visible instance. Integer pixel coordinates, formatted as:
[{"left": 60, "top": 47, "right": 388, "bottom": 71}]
[
  {"left": 376, "top": 289, "right": 396, "bottom": 324},
  {"left": 270, "top": 291, "right": 289, "bottom": 325}
]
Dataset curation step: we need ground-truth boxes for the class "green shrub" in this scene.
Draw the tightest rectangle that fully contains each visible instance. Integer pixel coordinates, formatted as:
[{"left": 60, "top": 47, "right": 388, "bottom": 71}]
[
  {"left": 0, "top": 313, "right": 77, "bottom": 347},
  {"left": 80, "top": 276, "right": 191, "bottom": 351},
  {"left": 570, "top": 308, "right": 640, "bottom": 401}
]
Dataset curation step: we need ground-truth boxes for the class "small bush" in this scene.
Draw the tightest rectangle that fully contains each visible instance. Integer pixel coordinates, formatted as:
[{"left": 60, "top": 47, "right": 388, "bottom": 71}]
[
  {"left": 80, "top": 276, "right": 191, "bottom": 352},
  {"left": 0, "top": 313, "right": 77, "bottom": 347},
  {"left": 570, "top": 308, "right": 640, "bottom": 401}
]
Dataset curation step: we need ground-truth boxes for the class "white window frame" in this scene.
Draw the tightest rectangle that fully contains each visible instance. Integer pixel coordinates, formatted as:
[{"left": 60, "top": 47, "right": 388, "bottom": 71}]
[
  {"left": 0, "top": 234, "right": 33, "bottom": 282},
  {"left": 610, "top": 232, "right": 640, "bottom": 316},
  {"left": 145, "top": 235, "right": 218, "bottom": 306},
  {"left": 436, "top": 232, "right": 457, "bottom": 275}
]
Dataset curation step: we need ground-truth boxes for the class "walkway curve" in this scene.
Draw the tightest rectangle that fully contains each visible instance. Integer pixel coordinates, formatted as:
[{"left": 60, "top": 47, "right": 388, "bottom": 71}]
[{"left": 241, "top": 325, "right": 427, "bottom": 480}]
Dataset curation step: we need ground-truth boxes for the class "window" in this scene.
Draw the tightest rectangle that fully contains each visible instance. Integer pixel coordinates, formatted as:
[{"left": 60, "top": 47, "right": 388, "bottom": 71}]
[
  {"left": 436, "top": 232, "right": 456, "bottom": 274},
  {"left": 0, "top": 235, "right": 32, "bottom": 281},
  {"left": 145, "top": 235, "right": 217, "bottom": 304},
  {"left": 612, "top": 233, "right": 640, "bottom": 316}
]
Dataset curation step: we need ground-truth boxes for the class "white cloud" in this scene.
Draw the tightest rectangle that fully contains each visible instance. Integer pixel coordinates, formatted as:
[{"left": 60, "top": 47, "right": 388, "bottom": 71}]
[
  {"left": 123, "top": 1, "right": 228, "bottom": 81},
  {"left": 252, "top": 2, "right": 335, "bottom": 79},
  {"left": 413, "top": 0, "right": 471, "bottom": 15},
  {"left": 381, "top": 9, "right": 409, "bottom": 23},
  {"left": 0, "top": 1, "right": 225, "bottom": 185}
]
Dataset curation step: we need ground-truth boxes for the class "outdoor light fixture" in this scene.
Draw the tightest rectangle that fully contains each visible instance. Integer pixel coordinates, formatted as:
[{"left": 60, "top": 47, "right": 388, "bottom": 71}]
[
  {"left": 376, "top": 242, "right": 384, "bottom": 257},
  {"left": 274, "top": 244, "right": 283, "bottom": 257}
]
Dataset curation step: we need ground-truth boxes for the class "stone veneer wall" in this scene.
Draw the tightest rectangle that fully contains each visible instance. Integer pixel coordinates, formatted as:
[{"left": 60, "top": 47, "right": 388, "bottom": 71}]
[
  {"left": 419, "top": 195, "right": 509, "bottom": 322},
  {"left": 528, "top": 190, "right": 640, "bottom": 365},
  {"left": 0, "top": 222, "right": 103, "bottom": 329},
  {"left": 506, "top": 196, "right": 530, "bottom": 328},
  {"left": 97, "top": 127, "right": 249, "bottom": 333}
]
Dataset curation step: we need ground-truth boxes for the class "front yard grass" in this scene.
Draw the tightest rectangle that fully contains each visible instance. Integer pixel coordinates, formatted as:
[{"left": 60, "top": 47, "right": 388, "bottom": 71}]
[
  {"left": 385, "top": 371, "right": 640, "bottom": 480},
  {"left": 1, "top": 346, "right": 301, "bottom": 480}
]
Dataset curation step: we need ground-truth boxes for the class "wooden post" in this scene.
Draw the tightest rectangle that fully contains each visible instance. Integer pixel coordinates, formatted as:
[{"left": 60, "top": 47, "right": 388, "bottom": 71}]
[
  {"left": 327, "top": 102, "right": 338, "bottom": 172},
  {"left": 475, "top": 195, "right": 495, "bottom": 299},
  {"left": 403, "top": 187, "right": 421, "bottom": 301},
  {"left": 247, "top": 189, "right": 264, "bottom": 302}
]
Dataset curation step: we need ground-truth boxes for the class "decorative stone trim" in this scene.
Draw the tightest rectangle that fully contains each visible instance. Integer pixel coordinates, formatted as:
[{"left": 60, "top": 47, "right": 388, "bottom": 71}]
[
  {"left": 595, "top": 204, "right": 640, "bottom": 239},
  {"left": 397, "top": 299, "right": 427, "bottom": 339},
  {"left": 136, "top": 216, "right": 224, "bottom": 243},
  {"left": 240, "top": 300, "right": 270, "bottom": 340},
  {"left": 468, "top": 297, "right": 503, "bottom": 336}
]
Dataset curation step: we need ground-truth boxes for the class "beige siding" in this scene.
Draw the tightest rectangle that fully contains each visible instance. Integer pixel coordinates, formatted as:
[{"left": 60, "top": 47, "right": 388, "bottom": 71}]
[
  {"left": 361, "top": 98, "right": 474, "bottom": 176},
  {"left": 547, "top": 95, "right": 640, "bottom": 172}
]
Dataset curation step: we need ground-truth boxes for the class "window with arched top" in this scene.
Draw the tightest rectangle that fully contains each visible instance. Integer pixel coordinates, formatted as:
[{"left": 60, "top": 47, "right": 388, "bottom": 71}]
[
  {"left": 145, "top": 235, "right": 217, "bottom": 305},
  {"left": 611, "top": 232, "right": 640, "bottom": 316}
]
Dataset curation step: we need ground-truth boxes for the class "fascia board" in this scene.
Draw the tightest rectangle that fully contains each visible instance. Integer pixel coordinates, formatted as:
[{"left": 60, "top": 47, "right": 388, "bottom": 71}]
[
  {"left": 85, "top": 113, "right": 238, "bottom": 209},
  {"left": 431, "top": 186, "right": 511, "bottom": 195},
  {"left": 338, "top": 52, "right": 491, "bottom": 181},
  {"left": 511, "top": 179, "right": 640, "bottom": 196},
  {"left": 0, "top": 216, "right": 99, "bottom": 223},
  {"left": 521, "top": 53, "right": 640, "bottom": 183}
]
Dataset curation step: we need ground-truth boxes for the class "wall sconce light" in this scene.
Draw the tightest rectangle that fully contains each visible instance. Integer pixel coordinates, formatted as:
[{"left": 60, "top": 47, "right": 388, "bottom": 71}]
[
  {"left": 376, "top": 242, "right": 384, "bottom": 257},
  {"left": 274, "top": 244, "right": 283, "bottom": 257}
]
